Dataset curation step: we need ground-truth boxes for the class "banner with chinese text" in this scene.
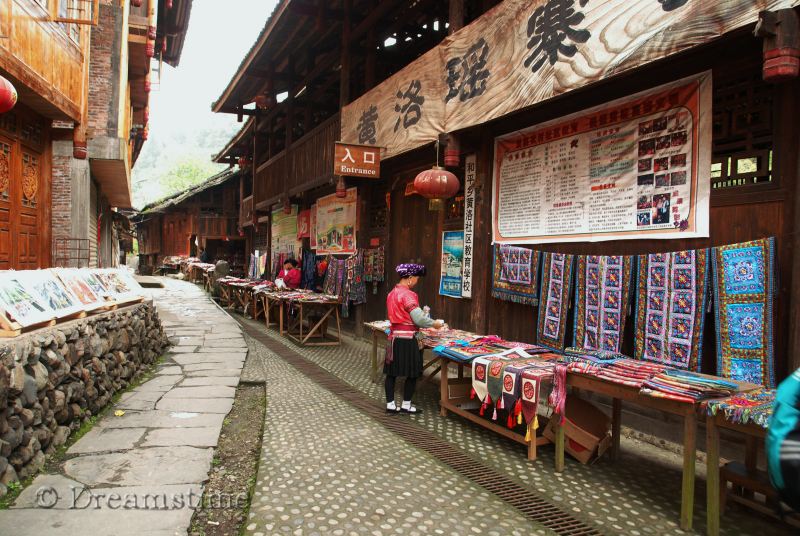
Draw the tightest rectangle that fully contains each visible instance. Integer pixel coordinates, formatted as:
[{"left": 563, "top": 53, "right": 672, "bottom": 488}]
[
  {"left": 341, "top": 0, "right": 796, "bottom": 160},
  {"left": 315, "top": 188, "right": 358, "bottom": 255},
  {"left": 492, "top": 73, "right": 711, "bottom": 243},
  {"left": 439, "top": 231, "right": 464, "bottom": 298},
  {"left": 462, "top": 155, "right": 477, "bottom": 298}
]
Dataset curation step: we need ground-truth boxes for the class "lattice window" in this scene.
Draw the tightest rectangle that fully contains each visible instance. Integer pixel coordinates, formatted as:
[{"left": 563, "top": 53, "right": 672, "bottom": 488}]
[
  {"left": 52, "top": 0, "right": 98, "bottom": 26},
  {"left": 711, "top": 70, "right": 774, "bottom": 190},
  {"left": 0, "top": 142, "right": 9, "bottom": 202},
  {"left": 368, "top": 183, "right": 389, "bottom": 232},
  {"left": 19, "top": 119, "right": 43, "bottom": 148},
  {"left": 0, "top": 112, "right": 17, "bottom": 136},
  {"left": 21, "top": 152, "right": 39, "bottom": 208}
]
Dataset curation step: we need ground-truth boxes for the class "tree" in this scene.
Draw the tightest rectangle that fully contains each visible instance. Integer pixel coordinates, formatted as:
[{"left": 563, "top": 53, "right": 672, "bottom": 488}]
[{"left": 161, "top": 158, "right": 225, "bottom": 196}]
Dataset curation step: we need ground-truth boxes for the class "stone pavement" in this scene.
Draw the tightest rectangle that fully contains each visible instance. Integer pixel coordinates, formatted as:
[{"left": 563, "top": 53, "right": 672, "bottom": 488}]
[
  {"left": 238, "top": 316, "right": 792, "bottom": 536},
  {"left": 243, "top": 334, "right": 555, "bottom": 536},
  {"left": 0, "top": 279, "right": 246, "bottom": 536}
]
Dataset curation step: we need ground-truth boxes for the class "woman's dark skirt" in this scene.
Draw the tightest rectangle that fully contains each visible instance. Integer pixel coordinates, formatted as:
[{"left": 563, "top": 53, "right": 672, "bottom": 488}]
[{"left": 384, "top": 338, "right": 423, "bottom": 378}]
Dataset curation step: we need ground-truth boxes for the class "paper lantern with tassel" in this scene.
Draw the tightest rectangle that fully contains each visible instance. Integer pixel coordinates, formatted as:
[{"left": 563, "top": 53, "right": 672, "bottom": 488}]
[
  {"left": 0, "top": 75, "right": 18, "bottom": 114},
  {"left": 143, "top": 105, "right": 150, "bottom": 123},
  {"left": 413, "top": 166, "right": 460, "bottom": 211},
  {"left": 144, "top": 73, "right": 152, "bottom": 93},
  {"left": 335, "top": 176, "right": 347, "bottom": 198},
  {"left": 282, "top": 197, "right": 292, "bottom": 214},
  {"left": 147, "top": 26, "right": 157, "bottom": 40},
  {"left": 132, "top": 0, "right": 142, "bottom": 6},
  {"left": 146, "top": 40, "right": 155, "bottom": 58},
  {"left": 166, "top": 0, "right": 173, "bottom": 9}
]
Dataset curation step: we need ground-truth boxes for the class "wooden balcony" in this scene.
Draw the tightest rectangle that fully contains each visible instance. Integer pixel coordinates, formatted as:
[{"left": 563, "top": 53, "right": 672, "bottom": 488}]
[
  {"left": 240, "top": 195, "right": 254, "bottom": 228},
  {"left": 255, "top": 113, "right": 340, "bottom": 210}
]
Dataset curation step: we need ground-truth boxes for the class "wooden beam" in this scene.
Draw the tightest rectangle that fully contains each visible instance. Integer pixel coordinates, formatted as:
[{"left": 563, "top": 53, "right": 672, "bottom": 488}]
[
  {"left": 449, "top": 0, "right": 464, "bottom": 34},
  {"left": 350, "top": 0, "right": 404, "bottom": 44},
  {"left": 289, "top": 1, "right": 342, "bottom": 19},
  {"left": 340, "top": 0, "right": 352, "bottom": 108}
]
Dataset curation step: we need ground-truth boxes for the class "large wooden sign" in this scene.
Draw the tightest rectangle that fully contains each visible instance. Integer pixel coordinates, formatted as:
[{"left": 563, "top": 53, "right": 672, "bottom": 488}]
[
  {"left": 492, "top": 73, "right": 711, "bottom": 243},
  {"left": 341, "top": 0, "right": 798, "bottom": 159},
  {"left": 333, "top": 142, "right": 382, "bottom": 178}
]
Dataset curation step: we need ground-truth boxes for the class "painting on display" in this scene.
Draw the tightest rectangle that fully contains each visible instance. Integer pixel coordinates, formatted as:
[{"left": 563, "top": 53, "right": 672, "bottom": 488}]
[
  {"left": 315, "top": 188, "right": 357, "bottom": 255},
  {"left": 492, "top": 73, "right": 711, "bottom": 243},
  {"left": 16, "top": 270, "right": 84, "bottom": 319},
  {"left": 92, "top": 269, "right": 140, "bottom": 302},
  {"left": 0, "top": 273, "right": 54, "bottom": 328},
  {"left": 53, "top": 269, "right": 106, "bottom": 310},
  {"left": 439, "top": 231, "right": 464, "bottom": 298}
]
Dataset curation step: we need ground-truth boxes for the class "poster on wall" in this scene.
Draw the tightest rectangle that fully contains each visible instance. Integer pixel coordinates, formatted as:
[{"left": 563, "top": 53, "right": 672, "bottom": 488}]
[
  {"left": 315, "top": 188, "right": 358, "bottom": 255},
  {"left": 16, "top": 270, "right": 83, "bottom": 319},
  {"left": 271, "top": 206, "right": 302, "bottom": 261},
  {"left": 297, "top": 209, "right": 311, "bottom": 239},
  {"left": 439, "top": 230, "right": 464, "bottom": 298},
  {"left": 309, "top": 205, "right": 318, "bottom": 249},
  {"left": 0, "top": 273, "right": 54, "bottom": 327},
  {"left": 492, "top": 73, "right": 711, "bottom": 244}
]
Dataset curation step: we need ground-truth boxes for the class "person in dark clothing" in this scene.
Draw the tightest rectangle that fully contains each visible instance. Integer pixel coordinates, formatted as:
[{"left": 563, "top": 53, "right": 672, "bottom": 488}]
[
  {"left": 199, "top": 247, "right": 210, "bottom": 263},
  {"left": 767, "top": 368, "right": 800, "bottom": 511}
]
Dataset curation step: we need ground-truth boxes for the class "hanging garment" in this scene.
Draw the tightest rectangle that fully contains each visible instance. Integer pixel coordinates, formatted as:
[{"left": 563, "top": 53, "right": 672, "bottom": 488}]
[
  {"left": 573, "top": 255, "right": 633, "bottom": 353},
  {"left": 536, "top": 252, "right": 574, "bottom": 351},
  {"left": 491, "top": 245, "right": 541, "bottom": 305}
]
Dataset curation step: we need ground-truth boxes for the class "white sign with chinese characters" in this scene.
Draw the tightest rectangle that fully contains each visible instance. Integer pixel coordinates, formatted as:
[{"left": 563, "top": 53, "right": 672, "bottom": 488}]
[{"left": 462, "top": 154, "right": 477, "bottom": 298}]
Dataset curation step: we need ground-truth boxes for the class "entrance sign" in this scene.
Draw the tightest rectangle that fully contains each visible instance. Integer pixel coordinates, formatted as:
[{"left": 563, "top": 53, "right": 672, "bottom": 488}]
[
  {"left": 334, "top": 142, "right": 382, "bottom": 178},
  {"left": 341, "top": 0, "right": 790, "bottom": 160},
  {"left": 492, "top": 73, "right": 711, "bottom": 244}
]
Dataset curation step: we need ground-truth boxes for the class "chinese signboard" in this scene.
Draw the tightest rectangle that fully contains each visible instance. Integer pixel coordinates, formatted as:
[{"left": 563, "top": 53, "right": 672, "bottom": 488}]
[
  {"left": 333, "top": 142, "right": 382, "bottom": 178},
  {"left": 492, "top": 73, "right": 711, "bottom": 243},
  {"left": 314, "top": 188, "right": 358, "bottom": 255},
  {"left": 462, "top": 154, "right": 477, "bottom": 298},
  {"left": 341, "top": 0, "right": 796, "bottom": 160},
  {"left": 439, "top": 231, "right": 464, "bottom": 298}
]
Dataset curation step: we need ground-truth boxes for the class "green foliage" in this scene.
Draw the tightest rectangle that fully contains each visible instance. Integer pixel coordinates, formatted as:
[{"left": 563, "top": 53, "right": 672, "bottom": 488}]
[{"left": 161, "top": 159, "right": 223, "bottom": 196}]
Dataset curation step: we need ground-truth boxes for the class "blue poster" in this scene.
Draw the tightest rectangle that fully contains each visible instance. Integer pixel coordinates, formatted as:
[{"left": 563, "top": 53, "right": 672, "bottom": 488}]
[{"left": 439, "top": 231, "right": 464, "bottom": 298}]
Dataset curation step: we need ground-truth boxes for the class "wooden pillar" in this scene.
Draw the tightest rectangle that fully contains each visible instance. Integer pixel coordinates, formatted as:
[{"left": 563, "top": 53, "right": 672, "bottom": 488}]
[
  {"left": 449, "top": 0, "right": 464, "bottom": 34},
  {"left": 339, "top": 0, "right": 352, "bottom": 108},
  {"left": 285, "top": 62, "right": 295, "bottom": 149},
  {"left": 365, "top": 26, "right": 376, "bottom": 90},
  {"left": 783, "top": 78, "right": 800, "bottom": 374}
]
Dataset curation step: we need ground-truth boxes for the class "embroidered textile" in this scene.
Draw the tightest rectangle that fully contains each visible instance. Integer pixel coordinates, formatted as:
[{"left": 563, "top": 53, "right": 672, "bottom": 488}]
[
  {"left": 574, "top": 255, "right": 633, "bottom": 353},
  {"left": 491, "top": 245, "right": 541, "bottom": 305},
  {"left": 537, "top": 252, "right": 574, "bottom": 351},
  {"left": 521, "top": 367, "right": 554, "bottom": 426},
  {"left": 712, "top": 238, "right": 776, "bottom": 387},
  {"left": 323, "top": 257, "right": 346, "bottom": 298},
  {"left": 706, "top": 388, "right": 775, "bottom": 428},
  {"left": 635, "top": 249, "right": 709, "bottom": 371},
  {"left": 641, "top": 369, "right": 738, "bottom": 402},
  {"left": 364, "top": 246, "right": 385, "bottom": 294},
  {"left": 301, "top": 251, "right": 317, "bottom": 289},
  {"left": 345, "top": 250, "right": 367, "bottom": 307}
]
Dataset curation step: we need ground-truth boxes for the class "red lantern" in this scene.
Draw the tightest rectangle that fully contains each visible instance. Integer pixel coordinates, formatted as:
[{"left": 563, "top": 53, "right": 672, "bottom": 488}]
[
  {"left": 282, "top": 197, "right": 292, "bottom": 214},
  {"left": 413, "top": 166, "right": 460, "bottom": 210},
  {"left": 146, "top": 40, "right": 155, "bottom": 58},
  {"left": 132, "top": 0, "right": 142, "bottom": 6},
  {"left": 73, "top": 140, "right": 88, "bottom": 160},
  {"left": 144, "top": 73, "right": 151, "bottom": 93},
  {"left": 142, "top": 125, "right": 149, "bottom": 141},
  {"left": 254, "top": 94, "right": 272, "bottom": 109},
  {"left": 0, "top": 75, "right": 18, "bottom": 114},
  {"left": 147, "top": 26, "right": 157, "bottom": 40},
  {"left": 161, "top": 37, "right": 168, "bottom": 53},
  {"left": 763, "top": 47, "right": 800, "bottom": 81},
  {"left": 335, "top": 176, "right": 346, "bottom": 198},
  {"left": 166, "top": 0, "right": 173, "bottom": 9},
  {"left": 143, "top": 105, "right": 150, "bottom": 123}
]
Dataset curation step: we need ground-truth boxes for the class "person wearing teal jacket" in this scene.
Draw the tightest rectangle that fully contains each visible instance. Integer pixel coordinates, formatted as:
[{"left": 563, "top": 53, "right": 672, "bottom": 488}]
[{"left": 767, "top": 368, "right": 800, "bottom": 510}]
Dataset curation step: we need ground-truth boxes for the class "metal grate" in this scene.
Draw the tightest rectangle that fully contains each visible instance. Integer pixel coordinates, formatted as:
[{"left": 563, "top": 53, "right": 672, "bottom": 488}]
[
  {"left": 240, "top": 322, "right": 602, "bottom": 536},
  {"left": 52, "top": 237, "right": 91, "bottom": 268}
]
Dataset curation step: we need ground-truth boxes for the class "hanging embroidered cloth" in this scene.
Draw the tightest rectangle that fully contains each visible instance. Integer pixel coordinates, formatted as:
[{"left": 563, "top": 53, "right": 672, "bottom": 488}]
[
  {"left": 706, "top": 388, "right": 775, "bottom": 428},
  {"left": 491, "top": 245, "right": 541, "bottom": 305},
  {"left": 635, "top": 249, "right": 709, "bottom": 371},
  {"left": 301, "top": 250, "right": 316, "bottom": 289},
  {"left": 521, "top": 367, "right": 555, "bottom": 427},
  {"left": 258, "top": 253, "right": 268, "bottom": 278},
  {"left": 323, "top": 257, "right": 346, "bottom": 298},
  {"left": 574, "top": 255, "right": 633, "bottom": 353},
  {"left": 712, "top": 237, "right": 776, "bottom": 387},
  {"left": 248, "top": 254, "right": 257, "bottom": 279},
  {"left": 537, "top": 252, "right": 574, "bottom": 351},
  {"left": 345, "top": 250, "right": 367, "bottom": 306},
  {"left": 363, "top": 246, "right": 385, "bottom": 294},
  {"left": 471, "top": 357, "right": 493, "bottom": 404}
]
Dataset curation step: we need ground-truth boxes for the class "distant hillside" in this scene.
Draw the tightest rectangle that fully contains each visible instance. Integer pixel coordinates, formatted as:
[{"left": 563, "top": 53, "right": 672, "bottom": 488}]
[{"left": 131, "top": 124, "right": 240, "bottom": 209}]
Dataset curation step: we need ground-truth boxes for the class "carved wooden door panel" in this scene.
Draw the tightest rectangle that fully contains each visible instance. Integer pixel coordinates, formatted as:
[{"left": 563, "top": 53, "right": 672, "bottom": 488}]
[
  {"left": 17, "top": 148, "right": 41, "bottom": 269},
  {"left": 0, "top": 137, "right": 11, "bottom": 269}
]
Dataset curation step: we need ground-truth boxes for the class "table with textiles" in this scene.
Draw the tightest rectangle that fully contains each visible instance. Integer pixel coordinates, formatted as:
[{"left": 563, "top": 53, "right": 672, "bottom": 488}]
[{"left": 262, "top": 290, "right": 343, "bottom": 346}]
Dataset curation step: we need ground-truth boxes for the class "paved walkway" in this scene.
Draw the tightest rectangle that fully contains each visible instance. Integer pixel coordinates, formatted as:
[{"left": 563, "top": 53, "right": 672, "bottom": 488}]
[{"left": 0, "top": 280, "right": 246, "bottom": 536}]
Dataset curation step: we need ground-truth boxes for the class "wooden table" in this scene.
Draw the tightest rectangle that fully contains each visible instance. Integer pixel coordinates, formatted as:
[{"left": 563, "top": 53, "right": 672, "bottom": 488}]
[
  {"left": 285, "top": 299, "right": 342, "bottom": 346},
  {"left": 437, "top": 356, "right": 551, "bottom": 461},
  {"left": 364, "top": 323, "right": 445, "bottom": 384}
]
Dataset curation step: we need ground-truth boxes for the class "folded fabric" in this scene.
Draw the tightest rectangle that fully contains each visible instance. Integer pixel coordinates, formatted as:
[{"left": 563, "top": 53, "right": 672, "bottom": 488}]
[{"left": 706, "top": 388, "right": 775, "bottom": 428}]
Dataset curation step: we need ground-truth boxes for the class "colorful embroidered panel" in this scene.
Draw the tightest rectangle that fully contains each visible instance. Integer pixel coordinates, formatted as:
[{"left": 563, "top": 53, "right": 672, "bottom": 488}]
[
  {"left": 536, "top": 252, "right": 574, "bottom": 351},
  {"left": 634, "top": 249, "right": 709, "bottom": 371},
  {"left": 712, "top": 238, "right": 776, "bottom": 387},
  {"left": 491, "top": 245, "right": 541, "bottom": 305},
  {"left": 573, "top": 255, "right": 633, "bottom": 353}
]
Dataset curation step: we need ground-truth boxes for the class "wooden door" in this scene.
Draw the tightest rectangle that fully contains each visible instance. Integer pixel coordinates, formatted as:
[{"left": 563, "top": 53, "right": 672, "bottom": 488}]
[
  {"left": 17, "top": 148, "right": 41, "bottom": 269},
  {"left": 0, "top": 137, "right": 11, "bottom": 269}
]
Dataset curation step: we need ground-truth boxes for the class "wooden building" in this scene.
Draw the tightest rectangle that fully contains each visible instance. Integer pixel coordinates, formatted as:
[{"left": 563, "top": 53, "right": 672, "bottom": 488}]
[
  {"left": 134, "top": 168, "right": 247, "bottom": 274},
  {"left": 212, "top": 1, "right": 800, "bottom": 386},
  {"left": 0, "top": 0, "right": 191, "bottom": 270}
]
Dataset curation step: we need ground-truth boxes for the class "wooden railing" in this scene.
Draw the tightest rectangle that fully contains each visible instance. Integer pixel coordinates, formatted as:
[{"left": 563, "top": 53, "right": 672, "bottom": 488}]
[
  {"left": 240, "top": 195, "right": 254, "bottom": 228},
  {"left": 255, "top": 113, "right": 340, "bottom": 209}
]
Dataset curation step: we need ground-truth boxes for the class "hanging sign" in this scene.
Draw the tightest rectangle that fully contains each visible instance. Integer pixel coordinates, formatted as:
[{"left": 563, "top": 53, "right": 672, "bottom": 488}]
[
  {"left": 462, "top": 154, "right": 477, "bottom": 298},
  {"left": 492, "top": 73, "right": 711, "bottom": 244},
  {"left": 341, "top": 0, "right": 791, "bottom": 160},
  {"left": 439, "top": 230, "right": 465, "bottom": 298},
  {"left": 333, "top": 142, "right": 382, "bottom": 178},
  {"left": 315, "top": 188, "right": 358, "bottom": 255}
]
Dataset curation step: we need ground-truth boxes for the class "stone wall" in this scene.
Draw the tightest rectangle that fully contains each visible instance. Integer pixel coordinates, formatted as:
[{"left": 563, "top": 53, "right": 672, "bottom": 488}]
[{"left": 0, "top": 302, "right": 169, "bottom": 496}]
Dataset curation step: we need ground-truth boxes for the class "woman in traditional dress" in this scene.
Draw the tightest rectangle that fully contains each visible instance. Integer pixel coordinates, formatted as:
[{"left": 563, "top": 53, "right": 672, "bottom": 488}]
[
  {"left": 384, "top": 263, "right": 444, "bottom": 414},
  {"left": 277, "top": 259, "right": 301, "bottom": 289}
]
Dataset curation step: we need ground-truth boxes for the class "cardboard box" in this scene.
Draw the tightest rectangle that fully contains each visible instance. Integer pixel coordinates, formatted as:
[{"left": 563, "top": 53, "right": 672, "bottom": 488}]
[{"left": 543, "top": 396, "right": 612, "bottom": 464}]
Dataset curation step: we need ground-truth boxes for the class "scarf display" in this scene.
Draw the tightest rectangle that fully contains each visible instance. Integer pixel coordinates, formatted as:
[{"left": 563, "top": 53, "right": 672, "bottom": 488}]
[
  {"left": 345, "top": 250, "right": 367, "bottom": 307},
  {"left": 574, "top": 255, "right": 633, "bottom": 353},
  {"left": 594, "top": 359, "right": 666, "bottom": 388},
  {"left": 712, "top": 237, "right": 776, "bottom": 387},
  {"left": 521, "top": 367, "right": 555, "bottom": 435},
  {"left": 258, "top": 253, "right": 268, "bottom": 278},
  {"left": 491, "top": 245, "right": 541, "bottom": 305},
  {"left": 635, "top": 249, "right": 709, "bottom": 371},
  {"left": 501, "top": 359, "right": 554, "bottom": 430},
  {"left": 537, "top": 252, "right": 574, "bottom": 351},
  {"left": 706, "top": 388, "right": 775, "bottom": 428},
  {"left": 248, "top": 254, "right": 257, "bottom": 279},
  {"left": 301, "top": 250, "right": 317, "bottom": 290},
  {"left": 471, "top": 357, "right": 493, "bottom": 406},
  {"left": 323, "top": 257, "right": 346, "bottom": 298},
  {"left": 364, "top": 246, "right": 385, "bottom": 294},
  {"left": 641, "top": 369, "right": 738, "bottom": 403}
]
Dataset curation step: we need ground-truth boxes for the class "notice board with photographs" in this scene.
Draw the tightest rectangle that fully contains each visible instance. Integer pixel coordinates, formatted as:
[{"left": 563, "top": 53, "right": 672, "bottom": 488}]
[{"left": 492, "top": 73, "right": 711, "bottom": 244}]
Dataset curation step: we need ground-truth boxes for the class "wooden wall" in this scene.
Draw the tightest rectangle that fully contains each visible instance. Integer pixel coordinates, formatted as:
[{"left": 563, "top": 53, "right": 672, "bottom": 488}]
[{"left": 360, "top": 32, "right": 800, "bottom": 383}]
